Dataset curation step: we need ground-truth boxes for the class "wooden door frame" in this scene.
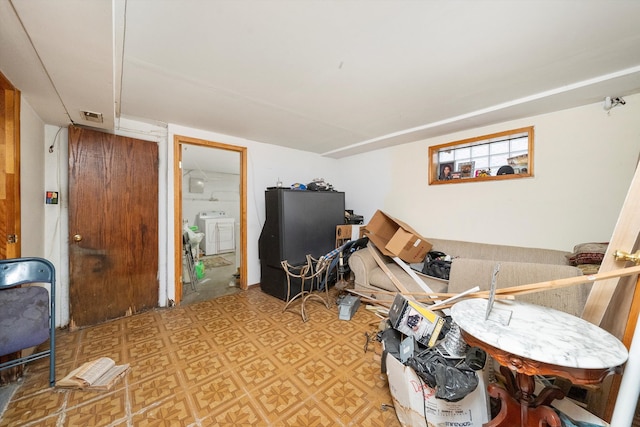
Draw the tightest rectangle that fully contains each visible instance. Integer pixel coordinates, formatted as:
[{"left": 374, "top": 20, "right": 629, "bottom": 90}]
[
  {"left": 0, "top": 72, "right": 20, "bottom": 259},
  {"left": 173, "top": 135, "right": 247, "bottom": 304}
]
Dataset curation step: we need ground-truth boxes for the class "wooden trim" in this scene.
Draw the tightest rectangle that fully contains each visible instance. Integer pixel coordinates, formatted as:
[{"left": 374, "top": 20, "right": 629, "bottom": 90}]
[
  {"left": 428, "top": 126, "right": 534, "bottom": 185},
  {"left": 603, "top": 274, "right": 640, "bottom": 420},
  {"left": 0, "top": 71, "right": 20, "bottom": 259},
  {"left": 172, "top": 136, "right": 183, "bottom": 303},
  {"left": 461, "top": 330, "right": 622, "bottom": 385},
  {"left": 433, "top": 126, "right": 533, "bottom": 151},
  {"left": 172, "top": 135, "right": 248, "bottom": 305},
  {"left": 582, "top": 164, "right": 640, "bottom": 330}
]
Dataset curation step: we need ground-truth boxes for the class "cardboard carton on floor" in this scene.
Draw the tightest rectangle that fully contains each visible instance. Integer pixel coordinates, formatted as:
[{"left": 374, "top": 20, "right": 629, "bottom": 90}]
[
  {"left": 363, "top": 210, "right": 432, "bottom": 263},
  {"left": 386, "top": 353, "right": 490, "bottom": 427}
]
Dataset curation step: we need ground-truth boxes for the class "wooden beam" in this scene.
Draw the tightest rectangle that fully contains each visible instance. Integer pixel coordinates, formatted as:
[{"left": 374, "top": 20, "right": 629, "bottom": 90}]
[
  {"left": 366, "top": 245, "right": 413, "bottom": 295},
  {"left": 582, "top": 163, "right": 640, "bottom": 329},
  {"left": 493, "top": 265, "right": 640, "bottom": 297}
]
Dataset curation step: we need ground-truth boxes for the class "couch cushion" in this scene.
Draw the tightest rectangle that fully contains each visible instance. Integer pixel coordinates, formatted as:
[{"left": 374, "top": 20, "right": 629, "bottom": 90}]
[
  {"left": 448, "top": 258, "right": 589, "bottom": 317},
  {"left": 426, "top": 238, "right": 572, "bottom": 266},
  {"left": 368, "top": 262, "right": 449, "bottom": 294},
  {"left": 0, "top": 286, "right": 50, "bottom": 356}
]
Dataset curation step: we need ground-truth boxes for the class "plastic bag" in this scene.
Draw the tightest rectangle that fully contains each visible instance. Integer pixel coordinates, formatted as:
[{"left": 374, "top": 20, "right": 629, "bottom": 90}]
[
  {"left": 421, "top": 251, "right": 452, "bottom": 280},
  {"left": 405, "top": 347, "right": 480, "bottom": 402}
]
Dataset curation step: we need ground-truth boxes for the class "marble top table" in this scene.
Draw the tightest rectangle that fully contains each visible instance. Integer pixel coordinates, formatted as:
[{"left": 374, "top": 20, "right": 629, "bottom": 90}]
[{"left": 451, "top": 298, "right": 628, "bottom": 427}]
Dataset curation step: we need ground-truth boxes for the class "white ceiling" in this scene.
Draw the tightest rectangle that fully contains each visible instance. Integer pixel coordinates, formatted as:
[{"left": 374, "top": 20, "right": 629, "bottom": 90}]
[{"left": 1, "top": 0, "right": 640, "bottom": 159}]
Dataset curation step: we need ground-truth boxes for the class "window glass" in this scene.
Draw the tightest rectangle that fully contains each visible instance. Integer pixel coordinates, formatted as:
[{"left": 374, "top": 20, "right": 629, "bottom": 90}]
[{"left": 429, "top": 126, "right": 533, "bottom": 184}]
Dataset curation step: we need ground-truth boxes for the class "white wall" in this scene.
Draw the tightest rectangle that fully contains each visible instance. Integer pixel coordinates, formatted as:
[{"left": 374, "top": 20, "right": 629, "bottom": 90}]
[
  {"left": 43, "top": 125, "right": 69, "bottom": 325},
  {"left": 19, "top": 100, "right": 45, "bottom": 257},
  {"left": 338, "top": 95, "right": 640, "bottom": 252},
  {"left": 182, "top": 171, "right": 240, "bottom": 228}
]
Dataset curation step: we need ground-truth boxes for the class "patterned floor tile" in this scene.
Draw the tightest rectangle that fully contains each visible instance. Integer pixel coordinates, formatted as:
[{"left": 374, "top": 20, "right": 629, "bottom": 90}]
[
  {"left": 1, "top": 286, "right": 401, "bottom": 427},
  {"left": 253, "top": 328, "right": 291, "bottom": 348},
  {"left": 131, "top": 392, "right": 196, "bottom": 427},
  {"left": 219, "top": 340, "right": 262, "bottom": 365},
  {"left": 65, "top": 385, "right": 126, "bottom": 409},
  {"left": 253, "top": 376, "right": 313, "bottom": 420},
  {"left": 126, "top": 335, "right": 170, "bottom": 360},
  {"left": 0, "top": 389, "right": 65, "bottom": 425},
  {"left": 289, "top": 357, "right": 336, "bottom": 389},
  {"left": 313, "top": 378, "right": 372, "bottom": 424},
  {"left": 174, "top": 340, "right": 215, "bottom": 363},
  {"left": 120, "top": 353, "right": 176, "bottom": 384},
  {"left": 63, "top": 389, "right": 127, "bottom": 426},
  {"left": 202, "top": 394, "right": 268, "bottom": 426},
  {"left": 179, "top": 353, "right": 228, "bottom": 386},
  {"left": 129, "top": 372, "right": 183, "bottom": 413},
  {"left": 82, "top": 321, "right": 123, "bottom": 341},
  {"left": 201, "top": 317, "right": 234, "bottom": 334},
  {"left": 231, "top": 354, "right": 281, "bottom": 391},
  {"left": 76, "top": 335, "right": 124, "bottom": 361},
  {"left": 188, "top": 370, "right": 246, "bottom": 417},
  {"left": 275, "top": 397, "right": 340, "bottom": 427}
]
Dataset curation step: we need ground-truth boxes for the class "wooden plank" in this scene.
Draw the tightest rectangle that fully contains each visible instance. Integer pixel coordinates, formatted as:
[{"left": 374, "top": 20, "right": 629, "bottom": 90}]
[
  {"left": 494, "top": 265, "right": 640, "bottom": 297},
  {"left": 366, "top": 245, "right": 413, "bottom": 295},
  {"left": 391, "top": 256, "right": 436, "bottom": 294},
  {"left": 582, "top": 163, "right": 640, "bottom": 333},
  {"left": 604, "top": 275, "right": 640, "bottom": 420},
  {"left": 578, "top": 164, "right": 640, "bottom": 421}
]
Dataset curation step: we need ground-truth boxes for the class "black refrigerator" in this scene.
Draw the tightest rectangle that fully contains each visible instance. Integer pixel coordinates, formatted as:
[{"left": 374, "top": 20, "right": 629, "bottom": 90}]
[{"left": 258, "top": 188, "right": 345, "bottom": 300}]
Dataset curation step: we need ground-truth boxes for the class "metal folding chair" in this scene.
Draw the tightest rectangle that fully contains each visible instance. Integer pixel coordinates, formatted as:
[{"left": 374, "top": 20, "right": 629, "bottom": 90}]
[{"left": 0, "top": 257, "right": 56, "bottom": 387}]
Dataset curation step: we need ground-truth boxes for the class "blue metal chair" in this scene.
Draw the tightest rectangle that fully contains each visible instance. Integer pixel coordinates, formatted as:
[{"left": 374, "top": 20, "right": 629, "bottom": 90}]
[{"left": 0, "top": 257, "right": 56, "bottom": 387}]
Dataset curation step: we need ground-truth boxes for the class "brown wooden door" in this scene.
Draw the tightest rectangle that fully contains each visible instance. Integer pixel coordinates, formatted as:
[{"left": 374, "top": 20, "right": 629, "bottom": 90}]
[
  {"left": 0, "top": 72, "right": 20, "bottom": 260},
  {"left": 68, "top": 126, "right": 158, "bottom": 328}
]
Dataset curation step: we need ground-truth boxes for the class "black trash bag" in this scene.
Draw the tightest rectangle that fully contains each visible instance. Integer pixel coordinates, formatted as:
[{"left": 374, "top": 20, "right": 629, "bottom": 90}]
[
  {"left": 433, "top": 361, "right": 479, "bottom": 402},
  {"left": 405, "top": 345, "right": 480, "bottom": 402},
  {"left": 405, "top": 350, "right": 449, "bottom": 388},
  {"left": 421, "top": 251, "right": 452, "bottom": 280}
]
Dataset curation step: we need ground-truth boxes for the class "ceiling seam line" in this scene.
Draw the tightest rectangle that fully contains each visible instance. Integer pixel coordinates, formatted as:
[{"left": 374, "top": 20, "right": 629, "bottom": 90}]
[
  {"left": 8, "top": 0, "right": 75, "bottom": 125},
  {"left": 322, "top": 64, "right": 640, "bottom": 157}
]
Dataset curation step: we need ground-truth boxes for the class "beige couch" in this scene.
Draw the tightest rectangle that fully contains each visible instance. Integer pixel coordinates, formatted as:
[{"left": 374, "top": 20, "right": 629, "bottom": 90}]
[{"left": 349, "top": 238, "right": 591, "bottom": 317}]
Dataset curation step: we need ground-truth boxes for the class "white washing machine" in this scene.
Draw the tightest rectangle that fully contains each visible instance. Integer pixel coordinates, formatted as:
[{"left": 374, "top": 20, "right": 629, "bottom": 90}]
[{"left": 197, "top": 211, "right": 236, "bottom": 255}]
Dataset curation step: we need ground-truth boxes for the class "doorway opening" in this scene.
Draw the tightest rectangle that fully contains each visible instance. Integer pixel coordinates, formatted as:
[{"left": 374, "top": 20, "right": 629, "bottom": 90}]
[{"left": 173, "top": 135, "right": 247, "bottom": 306}]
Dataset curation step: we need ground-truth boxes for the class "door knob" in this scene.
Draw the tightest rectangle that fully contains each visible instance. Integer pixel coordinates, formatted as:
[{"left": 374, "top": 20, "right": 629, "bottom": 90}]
[
  {"left": 73, "top": 234, "right": 83, "bottom": 242},
  {"left": 613, "top": 249, "right": 640, "bottom": 265}
]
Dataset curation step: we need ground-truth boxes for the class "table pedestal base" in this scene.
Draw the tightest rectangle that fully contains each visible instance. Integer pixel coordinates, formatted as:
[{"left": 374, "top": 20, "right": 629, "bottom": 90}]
[{"left": 485, "top": 366, "right": 564, "bottom": 427}]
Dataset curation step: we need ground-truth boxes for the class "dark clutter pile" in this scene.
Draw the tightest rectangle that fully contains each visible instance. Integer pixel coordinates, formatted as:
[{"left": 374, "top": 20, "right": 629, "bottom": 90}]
[
  {"left": 349, "top": 210, "right": 614, "bottom": 427},
  {"left": 287, "top": 177, "right": 335, "bottom": 191},
  {"left": 375, "top": 293, "right": 491, "bottom": 426},
  {"left": 333, "top": 210, "right": 492, "bottom": 426}
]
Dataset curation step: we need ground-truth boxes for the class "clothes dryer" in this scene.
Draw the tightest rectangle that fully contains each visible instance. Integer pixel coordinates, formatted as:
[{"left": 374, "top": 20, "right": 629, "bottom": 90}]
[{"left": 197, "top": 211, "right": 236, "bottom": 255}]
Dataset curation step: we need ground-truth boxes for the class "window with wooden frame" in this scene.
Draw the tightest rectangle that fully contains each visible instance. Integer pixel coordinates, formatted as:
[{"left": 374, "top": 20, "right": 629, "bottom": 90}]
[{"left": 429, "top": 126, "right": 534, "bottom": 185}]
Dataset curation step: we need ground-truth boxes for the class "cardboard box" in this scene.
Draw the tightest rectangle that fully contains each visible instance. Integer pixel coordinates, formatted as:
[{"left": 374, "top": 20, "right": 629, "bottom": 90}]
[
  {"left": 335, "top": 224, "right": 364, "bottom": 247},
  {"left": 363, "top": 210, "right": 432, "bottom": 263},
  {"left": 388, "top": 294, "right": 445, "bottom": 348},
  {"left": 386, "top": 352, "right": 490, "bottom": 427}
]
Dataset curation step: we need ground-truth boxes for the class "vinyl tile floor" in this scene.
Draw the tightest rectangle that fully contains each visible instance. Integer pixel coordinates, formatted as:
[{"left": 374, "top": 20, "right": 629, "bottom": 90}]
[
  {"left": 0, "top": 286, "right": 401, "bottom": 426},
  {"left": 181, "top": 253, "right": 240, "bottom": 306}
]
